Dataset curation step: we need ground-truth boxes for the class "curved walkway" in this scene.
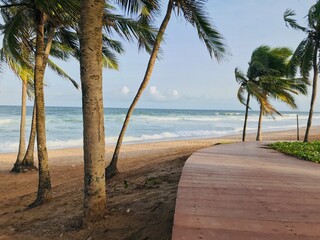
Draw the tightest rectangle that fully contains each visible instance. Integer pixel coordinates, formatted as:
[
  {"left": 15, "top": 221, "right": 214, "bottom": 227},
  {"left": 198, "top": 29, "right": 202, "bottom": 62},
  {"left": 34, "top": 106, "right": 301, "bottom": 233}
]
[{"left": 172, "top": 142, "right": 320, "bottom": 240}]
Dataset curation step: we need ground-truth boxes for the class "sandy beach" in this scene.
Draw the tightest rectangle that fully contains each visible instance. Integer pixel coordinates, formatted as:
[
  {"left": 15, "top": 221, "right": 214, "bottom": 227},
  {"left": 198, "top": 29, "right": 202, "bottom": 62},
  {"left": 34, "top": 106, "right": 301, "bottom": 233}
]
[{"left": 0, "top": 126, "right": 319, "bottom": 240}]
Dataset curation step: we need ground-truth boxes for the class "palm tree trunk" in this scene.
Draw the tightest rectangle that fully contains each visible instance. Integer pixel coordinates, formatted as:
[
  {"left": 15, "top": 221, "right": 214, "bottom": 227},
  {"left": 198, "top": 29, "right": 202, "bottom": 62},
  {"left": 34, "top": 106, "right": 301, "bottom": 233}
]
[
  {"left": 29, "top": 10, "right": 51, "bottom": 208},
  {"left": 242, "top": 93, "right": 250, "bottom": 142},
  {"left": 256, "top": 105, "right": 263, "bottom": 141},
  {"left": 304, "top": 44, "right": 319, "bottom": 142},
  {"left": 11, "top": 81, "right": 27, "bottom": 173},
  {"left": 80, "top": 0, "right": 106, "bottom": 225},
  {"left": 105, "top": 0, "right": 174, "bottom": 179},
  {"left": 22, "top": 102, "right": 37, "bottom": 169}
]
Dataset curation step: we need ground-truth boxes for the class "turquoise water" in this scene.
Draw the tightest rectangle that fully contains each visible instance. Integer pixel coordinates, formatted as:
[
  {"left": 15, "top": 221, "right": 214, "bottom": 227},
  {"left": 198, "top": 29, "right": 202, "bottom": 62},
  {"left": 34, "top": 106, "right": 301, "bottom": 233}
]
[{"left": 0, "top": 106, "right": 318, "bottom": 153}]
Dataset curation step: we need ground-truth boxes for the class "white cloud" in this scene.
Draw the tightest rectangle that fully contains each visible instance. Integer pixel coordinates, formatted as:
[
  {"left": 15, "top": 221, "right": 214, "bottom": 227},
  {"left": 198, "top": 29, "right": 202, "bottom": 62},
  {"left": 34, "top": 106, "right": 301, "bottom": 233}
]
[
  {"left": 120, "top": 86, "right": 130, "bottom": 95},
  {"left": 149, "top": 86, "right": 166, "bottom": 101},
  {"left": 172, "top": 89, "right": 179, "bottom": 99}
]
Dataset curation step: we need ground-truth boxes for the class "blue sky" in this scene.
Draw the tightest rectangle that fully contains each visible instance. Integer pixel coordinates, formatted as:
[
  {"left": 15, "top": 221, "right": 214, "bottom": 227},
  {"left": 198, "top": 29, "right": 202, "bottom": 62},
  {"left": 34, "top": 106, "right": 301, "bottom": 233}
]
[{"left": 0, "top": 0, "right": 316, "bottom": 111}]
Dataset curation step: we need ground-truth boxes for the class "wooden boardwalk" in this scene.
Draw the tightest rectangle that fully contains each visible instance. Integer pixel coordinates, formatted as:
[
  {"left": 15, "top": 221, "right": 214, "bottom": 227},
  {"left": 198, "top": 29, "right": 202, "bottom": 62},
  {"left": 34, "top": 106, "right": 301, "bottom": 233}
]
[{"left": 172, "top": 142, "right": 320, "bottom": 240}]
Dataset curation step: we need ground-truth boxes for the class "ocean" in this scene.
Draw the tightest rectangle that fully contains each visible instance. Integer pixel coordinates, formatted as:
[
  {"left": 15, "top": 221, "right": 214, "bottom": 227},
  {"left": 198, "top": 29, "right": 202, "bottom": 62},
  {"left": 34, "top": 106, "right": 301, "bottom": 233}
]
[{"left": 0, "top": 106, "right": 319, "bottom": 153}]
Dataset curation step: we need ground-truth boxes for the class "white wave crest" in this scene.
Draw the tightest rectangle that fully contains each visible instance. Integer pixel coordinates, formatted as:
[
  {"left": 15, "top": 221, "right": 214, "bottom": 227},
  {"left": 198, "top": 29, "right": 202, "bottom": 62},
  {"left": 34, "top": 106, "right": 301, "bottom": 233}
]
[{"left": 0, "top": 119, "right": 13, "bottom": 125}]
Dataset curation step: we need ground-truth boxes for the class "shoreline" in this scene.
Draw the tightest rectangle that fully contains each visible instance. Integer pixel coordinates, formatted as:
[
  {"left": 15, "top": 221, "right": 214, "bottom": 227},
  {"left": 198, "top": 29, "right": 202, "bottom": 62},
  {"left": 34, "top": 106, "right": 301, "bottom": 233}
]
[
  {"left": 0, "top": 125, "right": 318, "bottom": 171},
  {"left": 0, "top": 124, "right": 317, "bottom": 156}
]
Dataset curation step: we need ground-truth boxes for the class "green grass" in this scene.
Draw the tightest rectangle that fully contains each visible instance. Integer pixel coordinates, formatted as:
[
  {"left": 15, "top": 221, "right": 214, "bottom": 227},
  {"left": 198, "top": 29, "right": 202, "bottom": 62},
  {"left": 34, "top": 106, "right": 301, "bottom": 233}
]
[{"left": 269, "top": 141, "right": 320, "bottom": 163}]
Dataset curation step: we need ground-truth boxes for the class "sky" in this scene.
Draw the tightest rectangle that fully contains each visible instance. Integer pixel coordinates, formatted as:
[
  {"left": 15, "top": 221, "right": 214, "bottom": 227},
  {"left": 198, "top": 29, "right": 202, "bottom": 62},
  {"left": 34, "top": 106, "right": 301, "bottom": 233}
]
[{"left": 0, "top": 0, "right": 316, "bottom": 111}]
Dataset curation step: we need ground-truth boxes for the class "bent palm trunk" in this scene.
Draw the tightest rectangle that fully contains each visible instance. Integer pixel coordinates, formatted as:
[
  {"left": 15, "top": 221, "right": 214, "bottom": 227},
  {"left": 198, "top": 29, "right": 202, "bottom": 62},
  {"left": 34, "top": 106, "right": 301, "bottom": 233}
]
[
  {"left": 80, "top": 0, "right": 106, "bottom": 225},
  {"left": 256, "top": 105, "right": 263, "bottom": 141},
  {"left": 304, "top": 44, "right": 319, "bottom": 142},
  {"left": 22, "top": 103, "right": 37, "bottom": 170},
  {"left": 11, "top": 81, "right": 27, "bottom": 173},
  {"left": 29, "top": 10, "right": 51, "bottom": 208},
  {"left": 105, "top": 0, "right": 174, "bottom": 179},
  {"left": 242, "top": 93, "right": 250, "bottom": 142}
]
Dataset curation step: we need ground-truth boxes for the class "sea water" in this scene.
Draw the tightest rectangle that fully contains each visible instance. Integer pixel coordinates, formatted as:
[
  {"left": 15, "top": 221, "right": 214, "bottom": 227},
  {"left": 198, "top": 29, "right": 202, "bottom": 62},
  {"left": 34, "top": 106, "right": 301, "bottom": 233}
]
[{"left": 0, "top": 106, "right": 319, "bottom": 153}]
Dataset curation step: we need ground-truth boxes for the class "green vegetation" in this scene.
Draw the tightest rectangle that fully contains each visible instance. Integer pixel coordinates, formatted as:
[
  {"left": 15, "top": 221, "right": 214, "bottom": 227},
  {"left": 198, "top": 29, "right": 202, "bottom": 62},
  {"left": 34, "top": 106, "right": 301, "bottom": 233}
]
[{"left": 269, "top": 141, "right": 320, "bottom": 163}]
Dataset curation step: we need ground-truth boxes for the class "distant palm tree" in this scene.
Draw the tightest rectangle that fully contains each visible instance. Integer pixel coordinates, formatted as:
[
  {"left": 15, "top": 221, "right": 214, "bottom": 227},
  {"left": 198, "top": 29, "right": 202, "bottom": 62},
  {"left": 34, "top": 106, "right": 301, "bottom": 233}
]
[
  {"left": 236, "top": 46, "right": 308, "bottom": 141},
  {"left": 256, "top": 76, "right": 308, "bottom": 141},
  {"left": 283, "top": 1, "right": 320, "bottom": 142},
  {"left": 235, "top": 68, "right": 263, "bottom": 141},
  {"left": 106, "top": 0, "right": 227, "bottom": 179}
]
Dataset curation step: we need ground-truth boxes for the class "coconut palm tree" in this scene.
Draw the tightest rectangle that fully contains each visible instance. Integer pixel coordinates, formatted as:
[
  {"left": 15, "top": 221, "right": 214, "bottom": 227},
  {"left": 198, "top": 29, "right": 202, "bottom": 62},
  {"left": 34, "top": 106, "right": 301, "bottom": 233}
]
[
  {"left": 255, "top": 76, "right": 308, "bottom": 141},
  {"left": 283, "top": 1, "right": 320, "bottom": 142},
  {"left": 236, "top": 46, "right": 308, "bottom": 141},
  {"left": 79, "top": 0, "right": 158, "bottom": 224},
  {"left": 235, "top": 68, "right": 263, "bottom": 142},
  {"left": 106, "top": 0, "right": 227, "bottom": 179},
  {"left": 0, "top": 5, "right": 80, "bottom": 174},
  {"left": 0, "top": 0, "right": 81, "bottom": 206},
  {"left": 79, "top": 0, "right": 107, "bottom": 226}
]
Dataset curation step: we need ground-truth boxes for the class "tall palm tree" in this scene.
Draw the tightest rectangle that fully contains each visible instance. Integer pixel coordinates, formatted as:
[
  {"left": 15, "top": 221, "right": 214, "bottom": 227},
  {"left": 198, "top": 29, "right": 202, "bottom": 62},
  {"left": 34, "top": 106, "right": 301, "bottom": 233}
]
[
  {"left": 0, "top": 0, "right": 81, "bottom": 206},
  {"left": 106, "top": 0, "right": 227, "bottom": 179},
  {"left": 78, "top": 0, "right": 157, "bottom": 224},
  {"left": 284, "top": 1, "right": 320, "bottom": 142},
  {"left": 79, "top": 0, "right": 106, "bottom": 226},
  {"left": 0, "top": 5, "right": 80, "bottom": 174}
]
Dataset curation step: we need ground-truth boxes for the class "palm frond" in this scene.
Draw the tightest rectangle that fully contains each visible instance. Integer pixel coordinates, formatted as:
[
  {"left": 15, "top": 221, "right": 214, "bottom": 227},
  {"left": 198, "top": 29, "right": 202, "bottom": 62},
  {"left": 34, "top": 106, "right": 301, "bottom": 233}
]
[
  {"left": 234, "top": 67, "right": 248, "bottom": 85},
  {"left": 1, "top": 7, "right": 33, "bottom": 69},
  {"left": 102, "top": 47, "right": 119, "bottom": 70},
  {"left": 47, "top": 58, "right": 80, "bottom": 89},
  {"left": 103, "top": 36, "right": 124, "bottom": 54},
  {"left": 177, "top": 0, "right": 227, "bottom": 61},
  {"left": 283, "top": 9, "right": 307, "bottom": 32},
  {"left": 237, "top": 86, "right": 247, "bottom": 106},
  {"left": 114, "top": 0, "right": 160, "bottom": 16},
  {"left": 300, "top": 38, "right": 315, "bottom": 78},
  {"left": 35, "top": 0, "right": 81, "bottom": 27},
  {"left": 103, "top": 12, "right": 157, "bottom": 53},
  {"left": 288, "top": 38, "right": 309, "bottom": 78},
  {"left": 307, "top": 1, "right": 320, "bottom": 30}
]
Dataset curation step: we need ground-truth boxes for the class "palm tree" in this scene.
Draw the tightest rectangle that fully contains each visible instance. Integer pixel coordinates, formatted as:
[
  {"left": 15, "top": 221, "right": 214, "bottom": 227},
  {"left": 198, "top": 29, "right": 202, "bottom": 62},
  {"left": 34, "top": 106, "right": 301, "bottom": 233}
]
[
  {"left": 0, "top": 5, "right": 80, "bottom": 174},
  {"left": 79, "top": 0, "right": 107, "bottom": 226},
  {"left": 78, "top": 0, "right": 157, "bottom": 224},
  {"left": 0, "top": 0, "right": 81, "bottom": 206},
  {"left": 283, "top": 1, "right": 320, "bottom": 142},
  {"left": 235, "top": 68, "right": 263, "bottom": 141},
  {"left": 255, "top": 76, "right": 307, "bottom": 141},
  {"left": 236, "top": 46, "right": 308, "bottom": 141},
  {"left": 106, "top": 0, "right": 227, "bottom": 179}
]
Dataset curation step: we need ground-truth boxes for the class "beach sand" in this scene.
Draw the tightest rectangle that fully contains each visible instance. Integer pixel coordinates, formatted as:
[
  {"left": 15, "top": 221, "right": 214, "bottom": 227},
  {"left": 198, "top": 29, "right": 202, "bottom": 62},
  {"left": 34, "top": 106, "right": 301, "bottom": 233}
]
[{"left": 0, "top": 126, "right": 319, "bottom": 240}]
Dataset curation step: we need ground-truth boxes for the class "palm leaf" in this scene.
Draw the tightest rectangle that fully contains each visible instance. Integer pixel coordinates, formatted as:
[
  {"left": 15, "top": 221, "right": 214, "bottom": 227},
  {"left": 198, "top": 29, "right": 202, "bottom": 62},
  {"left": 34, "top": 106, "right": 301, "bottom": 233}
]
[
  {"left": 47, "top": 58, "right": 80, "bottom": 89},
  {"left": 288, "top": 38, "right": 309, "bottom": 78},
  {"left": 234, "top": 67, "right": 248, "bottom": 85},
  {"left": 102, "top": 47, "right": 119, "bottom": 70},
  {"left": 300, "top": 38, "right": 315, "bottom": 78},
  {"left": 283, "top": 9, "right": 307, "bottom": 32},
  {"left": 178, "top": 0, "right": 227, "bottom": 61},
  {"left": 114, "top": 0, "right": 160, "bottom": 16}
]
